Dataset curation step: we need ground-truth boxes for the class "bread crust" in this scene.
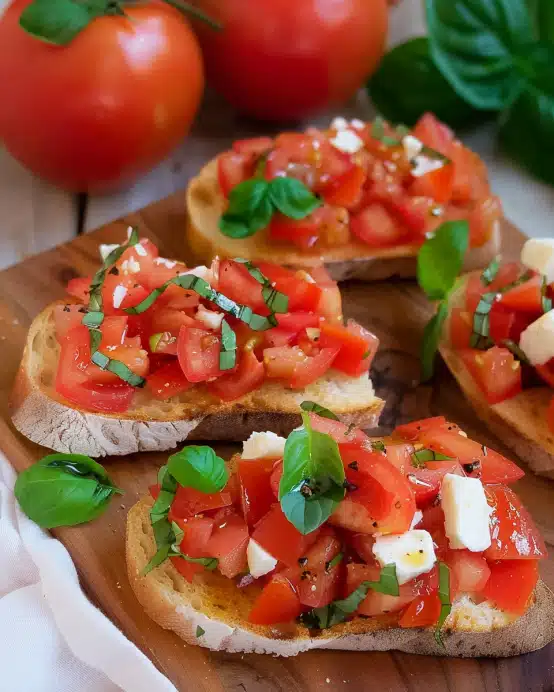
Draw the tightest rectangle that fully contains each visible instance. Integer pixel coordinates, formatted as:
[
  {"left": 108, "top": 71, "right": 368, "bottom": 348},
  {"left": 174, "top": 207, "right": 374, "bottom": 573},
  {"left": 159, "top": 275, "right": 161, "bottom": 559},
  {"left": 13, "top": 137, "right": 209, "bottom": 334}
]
[
  {"left": 184, "top": 159, "right": 501, "bottom": 282},
  {"left": 126, "top": 497, "right": 554, "bottom": 658},
  {"left": 10, "top": 302, "right": 383, "bottom": 457},
  {"left": 440, "top": 274, "right": 554, "bottom": 478}
]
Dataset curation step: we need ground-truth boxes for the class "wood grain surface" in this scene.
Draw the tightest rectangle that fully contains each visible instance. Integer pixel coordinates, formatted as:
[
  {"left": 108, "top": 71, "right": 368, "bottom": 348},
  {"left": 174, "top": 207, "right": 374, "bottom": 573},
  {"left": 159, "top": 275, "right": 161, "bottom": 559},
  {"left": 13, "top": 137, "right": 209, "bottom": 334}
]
[{"left": 0, "top": 207, "right": 553, "bottom": 691}]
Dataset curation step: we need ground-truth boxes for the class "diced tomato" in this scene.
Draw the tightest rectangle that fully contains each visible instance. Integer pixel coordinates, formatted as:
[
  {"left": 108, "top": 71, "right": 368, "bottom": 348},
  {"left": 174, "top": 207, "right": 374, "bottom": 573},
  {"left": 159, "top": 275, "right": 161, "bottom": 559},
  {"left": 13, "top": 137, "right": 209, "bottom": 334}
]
[
  {"left": 408, "top": 462, "right": 464, "bottom": 507},
  {"left": 346, "top": 563, "right": 412, "bottom": 616},
  {"left": 232, "top": 137, "right": 273, "bottom": 156},
  {"left": 238, "top": 456, "right": 277, "bottom": 528},
  {"left": 252, "top": 504, "right": 319, "bottom": 567},
  {"left": 66, "top": 277, "right": 92, "bottom": 303},
  {"left": 412, "top": 113, "right": 454, "bottom": 157},
  {"left": 289, "top": 346, "right": 339, "bottom": 389},
  {"left": 499, "top": 274, "right": 543, "bottom": 313},
  {"left": 218, "top": 259, "right": 267, "bottom": 312},
  {"left": 257, "top": 263, "right": 322, "bottom": 313},
  {"left": 149, "top": 331, "right": 178, "bottom": 355},
  {"left": 418, "top": 427, "right": 524, "bottom": 484},
  {"left": 248, "top": 576, "right": 302, "bottom": 625},
  {"left": 269, "top": 212, "right": 320, "bottom": 250},
  {"left": 308, "top": 413, "right": 371, "bottom": 446},
  {"left": 419, "top": 505, "right": 449, "bottom": 560},
  {"left": 388, "top": 195, "right": 440, "bottom": 239},
  {"left": 459, "top": 347, "right": 522, "bottom": 405},
  {"left": 536, "top": 361, "right": 554, "bottom": 388},
  {"left": 330, "top": 445, "right": 416, "bottom": 535},
  {"left": 446, "top": 551, "right": 490, "bottom": 596},
  {"left": 320, "top": 165, "right": 366, "bottom": 209},
  {"left": 297, "top": 534, "right": 342, "bottom": 608},
  {"left": 319, "top": 320, "right": 378, "bottom": 377},
  {"left": 410, "top": 163, "right": 454, "bottom": 204},
  {"left": 208, "top": 349, "right": 264, "bottom": 402},
  {"left": 269, "top": 461, "right": 282, "bottom": 499},
  {"left": 548, "top": 396, "right": 554, "bottom": 434},
  {"left": 263, "top": 328, "right": 296, "bottom": 348},
  {"left": 392, "top": 417, "right": 448, "bottom": 442},
  {"left": 171, "top": 516, "right": 214, "bottom": 583},
  {"left": 480, "top": 560, "right": 539, "bottom": 615},
  {"left": 468, "top": 196, "right": 502, "bottom": 247},
  {"left": 146, "top": 361, "right": 192, "bottom": 400},
  {"left": 485, "top": 485, "right": 547, "bottom": 561},
  {"left": 263, "top": 345, "right": 307, "bottom": 380},
  {"left": 206, "top": 510, "right": 249, "bottom": 579},
  {"left": 449, "top": 142, "right": 490, "bottom": 204},
  {"left": 274, "top": 312, "right": 320, "bottom": 331},
  {"left": 350, "top": 203, "right": 405, "bottom": 248},
  {"left": 150, "top": 308, "right": 204, "bottom": 336},
  {"left": 54, "top": 303, "right": 86, "bottom": 340},
  {"left": 348, "top": 533, "right": 376, "bottom": 564},
  {"left": 398, "top": 592, "right": 441, "bottom": 628},
  {"left": 169, "top": 486, "right": 233, "bottom": 521},
  {"left": 384, "top": 442, "right": 414, "bottom": 474},
  {"left": 177, "top": 326, "right": 222, "bottom": 383},
  {"left": 309, "top": 265, "right": 343, "bottom": 324},
  {"left": 449, "top": 308, "right": 472, "bottom": 349},
  {"left": 66, "top": 274, "right": 149, "bottom": 315},
  {"left": 218, "top": 150, "right": 252, "bottom": 198}
]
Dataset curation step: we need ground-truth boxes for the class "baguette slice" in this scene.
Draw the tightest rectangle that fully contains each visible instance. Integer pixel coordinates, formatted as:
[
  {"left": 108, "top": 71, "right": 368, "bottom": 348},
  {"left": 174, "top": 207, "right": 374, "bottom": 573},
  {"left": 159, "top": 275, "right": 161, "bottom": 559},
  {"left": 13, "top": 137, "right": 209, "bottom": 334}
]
[
  {"left": 440, "top": 275, "right": 554, "bottom": 478},
  {"left": 185, "top": 158, "right": 501, "bottom": 282},
  {"left": 10, "top": 301, "right": 383, "bottom": 457},
  {"left": 126, "top": 495, "right": 554, "bottom": 658}
]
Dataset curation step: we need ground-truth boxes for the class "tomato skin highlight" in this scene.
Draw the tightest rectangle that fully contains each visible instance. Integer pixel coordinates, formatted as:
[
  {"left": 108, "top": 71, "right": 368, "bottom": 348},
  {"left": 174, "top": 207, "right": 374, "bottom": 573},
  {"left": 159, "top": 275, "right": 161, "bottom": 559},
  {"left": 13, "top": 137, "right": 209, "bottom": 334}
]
[
  {"left": 480, "top": 560, "right": 539, "bottom": 615},
  {"left": 252, "top": 504, "right": 319, "bottom": 567},
  {"left": 0, "top": 0, "right": 204, "bottom": 191},
  {"left": 248, "top": 576, "right": 302, "bottom": 625}
]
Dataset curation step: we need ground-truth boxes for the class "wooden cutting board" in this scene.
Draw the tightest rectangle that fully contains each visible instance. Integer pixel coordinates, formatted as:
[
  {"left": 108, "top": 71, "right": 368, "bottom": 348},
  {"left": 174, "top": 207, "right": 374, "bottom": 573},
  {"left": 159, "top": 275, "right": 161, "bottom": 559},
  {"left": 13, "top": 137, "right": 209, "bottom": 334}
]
[{"left": 0, "top": 206, "right": 553, "bottom": 692}]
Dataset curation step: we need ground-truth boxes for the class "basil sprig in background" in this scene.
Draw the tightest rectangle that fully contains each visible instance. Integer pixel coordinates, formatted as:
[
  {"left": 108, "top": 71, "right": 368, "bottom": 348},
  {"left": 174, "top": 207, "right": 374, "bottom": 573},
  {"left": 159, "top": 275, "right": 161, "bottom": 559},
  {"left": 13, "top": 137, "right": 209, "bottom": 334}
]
[{"left": 368, "top": 0, "right": 554, "bottom": 186}]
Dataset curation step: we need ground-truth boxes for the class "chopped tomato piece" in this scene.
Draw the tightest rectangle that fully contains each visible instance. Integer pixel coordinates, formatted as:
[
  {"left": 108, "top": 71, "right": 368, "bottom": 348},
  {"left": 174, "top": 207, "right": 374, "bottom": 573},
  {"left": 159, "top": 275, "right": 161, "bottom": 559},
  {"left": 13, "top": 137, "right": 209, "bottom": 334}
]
[
  {"left": 485, "top": 485, "right": 547, "bottom": 561},
  {"left": 54, "top": 303, "right": 86, "bottom": 339},
  {"left": 410, "top": 163, "right": 454, "bottom": 204},
  {"left": 252, "top": 504, "right": 319, "bottom": 567},
  {"left": 248, "top": 576, "right": 302, "bottom": 625},
  {"left": 289, "top": 346, "right": 340, "bottom": 389},
  {"left": 269, "top": 212, "right": 319, "bottom": 250},
  {"left": 297, "top": 534, "right": 342, "bottom": 608},
  {"left": 346, "top": 563, "right": 414, "bottom": 616},
  {"left": 177, "top": 326, "right": 222, "bottom": 383},
  {"left": 548, "top": 396, "right": 554, "bottom": 434},
  {"left": 319, "top": 165, "right": 366, "bottom": 209},
  {"left": 398, "top": 592, "right": 441, "bottom": 628},
  {"left": 468, "top": 196, "right": 502, "bottom": 247},
  {"left": 412, "top": 113, "right": 454, "bottom": 157},
  {"left": 536, "top": 361, "right": 554, "bottom": 389},
  {"left": 449, "top": 143, "right": 490, "bottom": 203},
  {"left": 408, "top": 462, "right": 464, "bottom": 508},
  {"left": 218, "top": 150, "right": 252, "bottom": 198},
  {"left": 171, "top": 516, "right": 214, "bottom": 583},
  {"left": 238, "top": 456, "right": 277, "bottom": 528},
  {"left": 480, "top": 560, "right": 539, "bottom": 615},
  {"left": 387, "top": 195, "right": 439, "bottom": 239},
  {"left": 446, "top": 550, "right": 490, "bottom": 596},
  {"left": 169, "top": 486, "right": 232, "bottom": 521},
  {"left": 384, "top": 442, "right": 414, "bottom": 475},
  {"left": 350, "top": 203, "right": 405, "bottom": 248},
  {"left": 392, "top": 417, "right": 447, "bottom": 442},
  {"left": 150, "top": 308, "right": 204, "bottom": 335},
  {"left": 308, "top": 413, "right": 371, "bottom": 446},
  {"left": 206, "top": 510, "right": 249, "bottom": 579},
  {"left": 319, "top": 320, "right": 378, "bottom": 377},
  {"left": 146, "top": 360, "right": 192, "bottom": 400},
  {"left": 263, "top": 328, "right": 296, "bottom": 348},
  {"left": 149, "top": 331, "right": 178, "bottom": 355},
  {"left": 418, "top": 427, "right": 524, "bottom": 484},
  {"left": 498, "top": 274, "right": 543, "bottom": 313},
  {"left": 218, "top": 259, "right": 267, "bottom": 312},
  {"left": 459, "top": 347, "right": 522, "bottom": 405},
  {"left": 256, "top": 263, "right": 322, "bottom": 313},
  {"left": 264, "top": 345, "right": 307, "bottom": 380},
  {"left": 310, "top": 265, "right": 343, "bottom": 325},
  {"left": 275, "top": 312, "right": 320, "bottom": 331},
  {"left": 449, "top": 308, "right": 473, "bottom": 349},
  {"left": 419, "top": 505, "right": 449, "bottom": 560},
  {"left": 232, "top": 137, "right": 273, "bottom": 156},
  {"left": 208, "top": 349, "right": 264, "bottom": 402}
]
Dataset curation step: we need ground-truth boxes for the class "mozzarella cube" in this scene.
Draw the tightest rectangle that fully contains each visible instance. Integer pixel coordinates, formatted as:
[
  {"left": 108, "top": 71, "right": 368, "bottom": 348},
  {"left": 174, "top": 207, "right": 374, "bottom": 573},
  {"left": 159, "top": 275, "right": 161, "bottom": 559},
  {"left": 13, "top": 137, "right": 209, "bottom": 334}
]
[
  {"left": 402, "top": 135, "right": 423, "bottom": 161},
  {"left": 134, "top": 243, "right": 147, "bottom": 257},
  {"left": 372, "top": 530, "right": 436, "bottom": 585},
  {"left": 180, "top": 265, "right": 214, "bottom": 285},
  {"left": 242, "top": 431, "right": 287, "bottom": 460},
  {"left": 411, "top": 155, "right": 444, "bottom": 178},
  {"left": 330, "top": 129, "right": 364, "bottom": 154},
  {"left": 196, "top": 304, "right": 224, "bottom": 330},
  {"left": 521, "top": 237, "right": 554, "bottom": 284},
  {"left": 112, "top": 284, "right": 128, "bottom": 309},
  {"left": 441, "top": 474, "right": 492, "bottom": 552},
  {"left": 247, "top": 539, "right": 277, "bottom": 578},
  {"left": 154, "top": 256, "right": 177, "bottom": 269},
  {"left": 99, "top": 243, "right": 120, "bottom": 261},
  {"left": 330, "top": 116, "right": 348, "bottom": 131},
  {"left": 120, "top": 257, "right": 140, "bottom": 274},
  {"left": 410, "top": 510, "right": 423, "bottom": 529},
  {"left": 519, "top": 311, "right": 554, "bottom": 365}
]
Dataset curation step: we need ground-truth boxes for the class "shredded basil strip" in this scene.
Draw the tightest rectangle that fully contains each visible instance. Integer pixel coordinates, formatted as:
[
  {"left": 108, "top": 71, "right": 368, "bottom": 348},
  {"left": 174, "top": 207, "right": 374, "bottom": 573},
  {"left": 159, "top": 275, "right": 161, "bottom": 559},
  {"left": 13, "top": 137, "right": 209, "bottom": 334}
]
[
  {"left": 411, "top": 449, "right": 453, "bottom": 468},
  {"left": 299, "top": 401, "right": 339, "bottom": 421},
  {"left": 235, "top": 258, "right": 289, "bottom": 314},
  {"left": 124, "top": 272, "right": 276, "bottom": 331},
  {"left": 435, "top": 562, "right": 452, "bottom": 647},
  {"left": 219, "top": 319, "right": 237, "bottom": 370},
  {"left": 480, "top": 256, "right": 501, "bottom": 286},
  {"left": 371, "top": 117, "right": 449, "bottom": 162},
  {"left": 502, "top": 339, "right": 530, "bottom": 365},
  {"left": 196, "top": 626, "right": 205, "bottom": 638},
  {"left": 81, "top": 227, "right": 146, "bottom": 388},
  {"left": 326, "top": 552, "right": 343, "bottom": 571}
]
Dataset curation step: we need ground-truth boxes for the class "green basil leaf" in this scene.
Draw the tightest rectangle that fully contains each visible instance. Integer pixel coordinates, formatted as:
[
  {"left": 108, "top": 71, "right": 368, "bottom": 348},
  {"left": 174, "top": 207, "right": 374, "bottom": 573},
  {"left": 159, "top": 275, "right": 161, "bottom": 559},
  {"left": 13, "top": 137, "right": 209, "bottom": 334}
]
[
  {"left": 411, "top": 449, "right": 454, "bottom": 467},
  {"left": 14, "top": 454, "right": 121, "bottom": 528},
  {"left": 268, "top": 177, "right": 321, "bottom": 220},
  {"left": 280, "top": 480, "right": 344, "bottom": 536},
  {"left": 326, "top": 552, "right": 343, "bottom": 571},
  {"left": 219, "top": 319, "right": 237, "bottom": 371},
  {"left": 426, "top": 0, "right": 534, "bottom": 111},
  {"left": 435, "top": 561, "right": 452, "bottom": 646},
  {"left": 196, "top": 625, "right": 205, "bottom": 638},
  {"left": 142, "top": 544, "right": 171, "bottom": 575},
  {"left": 534, "top": 0, "right": 554, "bottom": 41},
  {"left": 167, "top": 445, "right": 228, "bottom": 494},
  {"left": 368, "top": 38, "right": 485, "bottom": 128},
  {"left": 219, "top": 179, "right": 273, "bottom": 238},
  {"left": 299, "top": 401, "right": 339, "bottom": 421},
  {"left": 218, "top": 216, "right": 253, "bottom": 239},
  {"left": 417, "top": 221, "right": 470, "bottom": 300},
  {"left": 235, "top": 259, "right": 289, "bottom": 314},
  {"left": 421, "top": 300, "right": 449, "bottom": 382},
  {"left": 19, "top": 0, "right": 94, "bottom": 45}
]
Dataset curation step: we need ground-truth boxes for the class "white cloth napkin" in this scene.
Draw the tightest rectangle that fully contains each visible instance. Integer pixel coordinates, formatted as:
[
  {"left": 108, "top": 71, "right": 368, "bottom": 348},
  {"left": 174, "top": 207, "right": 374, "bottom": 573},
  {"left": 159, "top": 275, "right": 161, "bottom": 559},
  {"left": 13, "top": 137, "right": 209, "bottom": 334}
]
[{"left": 0, "top": 453, "right": 177, "bottom": 692}]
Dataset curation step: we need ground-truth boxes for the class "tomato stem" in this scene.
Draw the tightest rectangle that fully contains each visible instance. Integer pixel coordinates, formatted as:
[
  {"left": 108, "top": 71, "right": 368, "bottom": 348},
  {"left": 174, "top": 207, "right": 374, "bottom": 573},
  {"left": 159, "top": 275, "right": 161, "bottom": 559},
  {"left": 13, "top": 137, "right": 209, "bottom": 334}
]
[{"left": 161, "top": 0, "right": 222, "bottom": 30}]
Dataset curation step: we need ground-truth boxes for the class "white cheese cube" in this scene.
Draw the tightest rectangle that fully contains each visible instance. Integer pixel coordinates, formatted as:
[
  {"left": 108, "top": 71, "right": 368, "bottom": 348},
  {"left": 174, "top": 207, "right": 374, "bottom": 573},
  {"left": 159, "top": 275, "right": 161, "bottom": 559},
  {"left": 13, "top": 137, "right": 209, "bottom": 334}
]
[
  {"left": 247, "top": 539, "right": 277, "bottom": 578},
  {"left": 120, "top": 257, "right": 140, "bottom": 274},
  {"left": 519, "top": 311, "right": 554, "bottom": 365},
  {"left": 411, "top": 155, "right": 444, "bottom": 178},
  {"left": 112, "top": 284, "right": 128, "bottom": 309},
  {"left": 372, "top": 530, "right": 436, "bottom": 585},
  {"left": 330, "top": 129, "right": 364, "bottom": 154},
  {"left": 402, "top": 135, "right": 423, "bottom": 161},
  {"left": 521, "top": 238, "right": 554, "bottom": 284},
  {"left": 196, "top": 304, "right": 224, "bottom": 330},
  {"left": 154, "top": 256, "right": 177, "bottom": 269},
  {"left": 441, "top": 474, "right": 492, "bottom": 552},
  {"left": 99, "top": 243, "right": 120, "bottom": 261},
  {"left": 242, "top": 431, "right": 287, "bottom": 460},
  {"left": 330, "top": 116, "right": 348, "bottom": 131},
  {"left": 180, "top": 265, "right": 214, "bottom": 285},
  {"left": 410, "top": 510, "right": 423, "bottom": 529}
]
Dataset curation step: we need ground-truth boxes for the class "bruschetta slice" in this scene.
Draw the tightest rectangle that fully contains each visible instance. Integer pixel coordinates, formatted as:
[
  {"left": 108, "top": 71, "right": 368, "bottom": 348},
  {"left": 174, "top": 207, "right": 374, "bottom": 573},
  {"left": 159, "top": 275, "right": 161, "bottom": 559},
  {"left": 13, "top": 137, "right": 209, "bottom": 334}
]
[{"left": 186, "top": 113, "right": 501, "bottom": 281}]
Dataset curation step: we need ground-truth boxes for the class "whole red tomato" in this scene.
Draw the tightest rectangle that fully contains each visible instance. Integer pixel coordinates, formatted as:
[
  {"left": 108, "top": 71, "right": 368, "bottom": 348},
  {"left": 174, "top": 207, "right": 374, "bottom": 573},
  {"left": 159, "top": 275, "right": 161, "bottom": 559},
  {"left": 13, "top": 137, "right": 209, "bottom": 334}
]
[
  {"left": 192, "top": 0, "right": 388, "bottom": 121},
  {"left": 0, "top": 0, "right": 204, "bottom": 191}
]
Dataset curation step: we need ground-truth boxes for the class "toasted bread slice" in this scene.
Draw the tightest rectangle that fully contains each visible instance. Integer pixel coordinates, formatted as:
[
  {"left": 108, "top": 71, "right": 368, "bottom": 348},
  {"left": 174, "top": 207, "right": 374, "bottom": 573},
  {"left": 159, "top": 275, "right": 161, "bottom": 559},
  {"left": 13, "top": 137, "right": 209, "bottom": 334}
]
[
  {"left": 10, "top": 302, "right": 383, "bottom": 457},
  {"left": 440, "top": 276, "right": 554, "bottom": 478},
  {"left": 126, "top": 495, "right": 554, "bottom": 658},
  {"left": 185, "top": 159, "right": 501, "bottom": 282}
]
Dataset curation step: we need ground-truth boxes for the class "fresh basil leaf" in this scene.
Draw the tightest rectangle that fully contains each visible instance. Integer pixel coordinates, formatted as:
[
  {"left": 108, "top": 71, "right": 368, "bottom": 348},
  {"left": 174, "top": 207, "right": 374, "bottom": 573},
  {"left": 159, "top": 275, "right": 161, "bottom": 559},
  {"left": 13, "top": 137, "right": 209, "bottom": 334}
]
[
  {"left": 219, "top": 319, "right": 237, "bottom": 371},
  {"left": 19, "top": 0, "right": 95, "bottom": 45},
  {"left": 142, "top": 544, "right": 171, "bottom": 575},
  {"left": 268, "top": 177, "right": 321, "bottom": 220},
  {"left": 435, "top": 561, "right": 452, "bottom": 646},
  {"left": 326, "top": 552, "right": 343, "bottom": 571},
  {"left": 218, "top": 216, "right": 253, "bottom": 239},
  {"left": 167, "top": 446, "right": 228, "bottom": 494},
  {"left": 280, "top": 479, "right": 345, "bottom": 536},
  {"left": 14, "top": 454, "right": 121, "bottom": 528},
  {"left": 411, "top": 449, "right": 454, "bottom": 467},
  {"left": 426, "top": 0, "right": 533, "bottom": 111},
  {"left": 470, "top": 291, "right": 497, "bottom": 346},
  {"left": 417, "top": 221, "right": 470, "bottom": 300},
  {"left": 234, "top": 259, "right": 289, "bottom": 314},
  {"left": 534, "top": 0, "right": 554, "bottom": 41},
  {"left": 299, "top": 401, "right": 339, "bottom": 421},
  {"left": 421, "top": 300, "right": 449, "bottom": 382},
  {"left": 196, "top": 625, "right": 205, "bottom": 638},
  {"left": 368, "top": 38, "right": 484, "bottom": 128},
  {"left": 219, "top": 179, "right": 273, "bottom": 238}
]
